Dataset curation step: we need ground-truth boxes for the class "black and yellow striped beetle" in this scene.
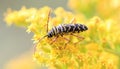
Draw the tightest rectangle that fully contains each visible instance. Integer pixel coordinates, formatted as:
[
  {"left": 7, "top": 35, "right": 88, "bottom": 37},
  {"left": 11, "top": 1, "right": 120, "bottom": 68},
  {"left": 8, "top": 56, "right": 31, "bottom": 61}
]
[{"left": 34, "top": 9, "right": 88, "bottom": 50}]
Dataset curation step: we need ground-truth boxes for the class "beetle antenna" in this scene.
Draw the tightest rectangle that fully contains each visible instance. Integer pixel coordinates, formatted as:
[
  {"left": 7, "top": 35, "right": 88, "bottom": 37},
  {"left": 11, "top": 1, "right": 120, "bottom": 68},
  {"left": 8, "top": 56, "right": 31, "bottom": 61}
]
[
  {"left": 33, "top": 35, "right": 47, "bottom": 53},
  {"left": 70, "top": 17, "right": 76, "bottom": 24},
  {"left": 47, "top": 9, "right": 51, "bottom": 33}
]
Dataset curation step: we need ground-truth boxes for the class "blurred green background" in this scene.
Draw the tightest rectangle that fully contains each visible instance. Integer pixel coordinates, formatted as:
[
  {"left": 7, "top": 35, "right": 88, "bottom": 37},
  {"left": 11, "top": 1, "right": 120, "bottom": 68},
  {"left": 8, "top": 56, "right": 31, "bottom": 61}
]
[{"left": 0, "top": 0, "right": 68, "bottom": 69}]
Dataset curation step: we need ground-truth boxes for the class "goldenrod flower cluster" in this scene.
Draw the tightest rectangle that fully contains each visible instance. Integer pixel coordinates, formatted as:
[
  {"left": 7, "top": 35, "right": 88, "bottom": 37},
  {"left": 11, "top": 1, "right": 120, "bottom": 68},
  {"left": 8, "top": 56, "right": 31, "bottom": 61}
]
[{"left": 4, "top": 1, "right": 120, "bottom": 69}]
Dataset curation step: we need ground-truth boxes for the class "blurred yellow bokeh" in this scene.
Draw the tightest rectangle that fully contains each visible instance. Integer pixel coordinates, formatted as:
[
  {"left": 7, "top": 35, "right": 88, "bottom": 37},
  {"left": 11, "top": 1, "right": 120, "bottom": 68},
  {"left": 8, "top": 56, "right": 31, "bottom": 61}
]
[{"left": 4, "top": 52, "right": 40, "bottom": 69}]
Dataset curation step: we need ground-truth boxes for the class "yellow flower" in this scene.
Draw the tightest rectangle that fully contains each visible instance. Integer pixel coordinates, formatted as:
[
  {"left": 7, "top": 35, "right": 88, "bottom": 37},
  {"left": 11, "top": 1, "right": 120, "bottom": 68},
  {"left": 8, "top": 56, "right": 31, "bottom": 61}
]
[
  {"left": 4, "top": 6, "right": 120, "bottom": 69},
  {"left": 98, "top": 52, "right": 118, "bottom": 69},
  {"left": 4, "top": 7, "right": 37, "bottom": 27}
]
